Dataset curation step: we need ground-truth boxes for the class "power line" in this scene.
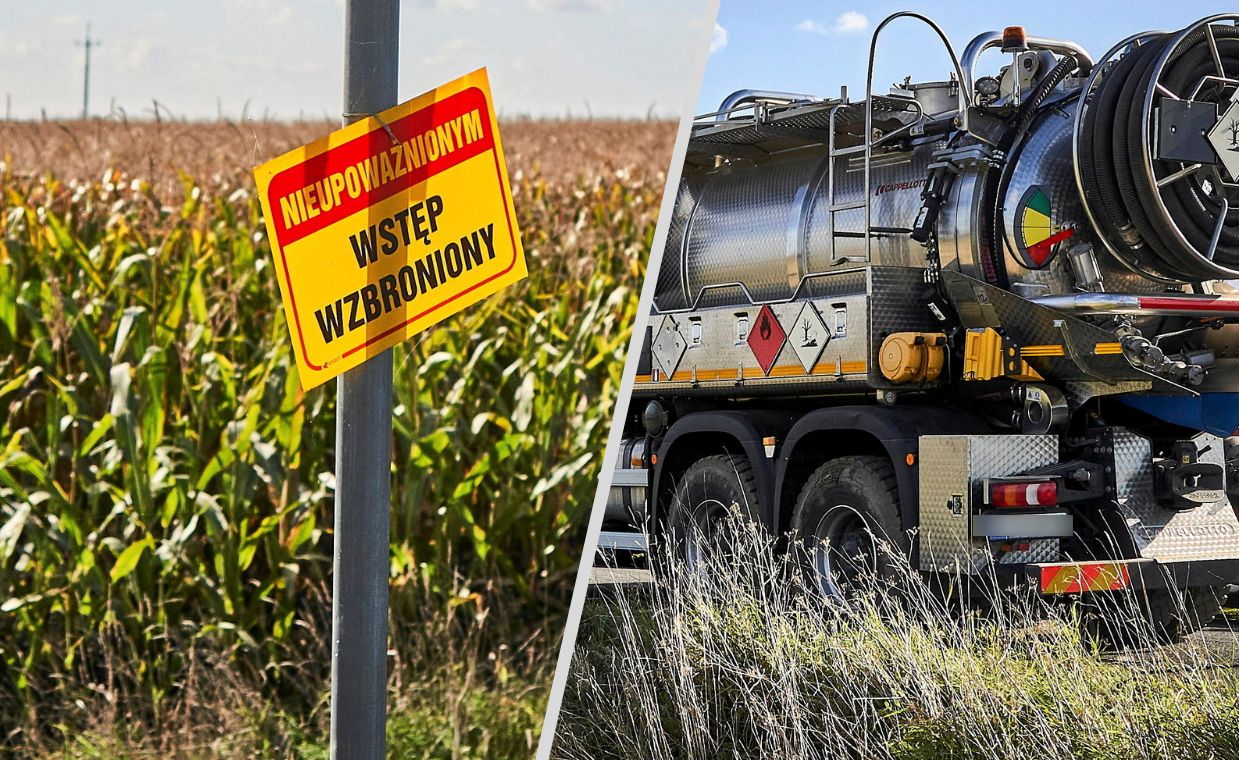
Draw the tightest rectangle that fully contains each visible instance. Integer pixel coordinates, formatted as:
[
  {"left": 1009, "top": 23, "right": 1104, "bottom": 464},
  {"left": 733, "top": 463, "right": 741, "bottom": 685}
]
[{"left": 75, "top": 23, "right": 102, "bottom": 119}]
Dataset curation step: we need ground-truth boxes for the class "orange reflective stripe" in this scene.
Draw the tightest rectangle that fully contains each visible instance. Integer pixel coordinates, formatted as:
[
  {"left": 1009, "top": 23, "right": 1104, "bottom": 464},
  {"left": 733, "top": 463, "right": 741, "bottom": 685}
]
[{"left": 1040, "top": 562, "right": 1131, "bottom": 594}]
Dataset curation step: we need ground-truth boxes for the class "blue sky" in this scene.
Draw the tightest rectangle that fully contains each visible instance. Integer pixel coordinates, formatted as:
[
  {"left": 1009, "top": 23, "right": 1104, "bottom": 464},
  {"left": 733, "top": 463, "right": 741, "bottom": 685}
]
[
  {"left": 0, "top": 0, "right": 715, "bottom": 120},
  {"left": 701, "top": 1, "right": 1238, "bottom": 116}
]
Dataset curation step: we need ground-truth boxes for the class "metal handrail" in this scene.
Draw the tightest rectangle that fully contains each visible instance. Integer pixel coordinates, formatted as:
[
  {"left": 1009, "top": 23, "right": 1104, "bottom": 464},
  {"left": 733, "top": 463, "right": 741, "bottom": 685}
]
[
  {"left": 655, "top": 267, "right": 868, "bottom": 314},
  {"left": 960, "top": 31, "right": 1095, "bottom": 93},
  {"left": 712, "top": 89, "right": 819, "bottom": 122},
  {"left": 863, "top": 12, "right": 970, "bottom": 261}
]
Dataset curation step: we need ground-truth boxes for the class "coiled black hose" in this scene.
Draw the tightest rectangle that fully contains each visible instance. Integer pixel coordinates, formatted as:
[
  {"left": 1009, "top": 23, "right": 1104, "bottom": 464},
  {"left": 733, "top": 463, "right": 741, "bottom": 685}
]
[{"left": 1081, "top": 25, "right": 1239, "bottom": 281}]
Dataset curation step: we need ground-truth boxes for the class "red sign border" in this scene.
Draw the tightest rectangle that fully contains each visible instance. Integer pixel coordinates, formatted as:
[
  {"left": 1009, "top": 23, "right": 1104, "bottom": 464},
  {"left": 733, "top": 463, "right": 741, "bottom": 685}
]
[{"left": 270, "top": 88, "right": 520, "bottom": 372}]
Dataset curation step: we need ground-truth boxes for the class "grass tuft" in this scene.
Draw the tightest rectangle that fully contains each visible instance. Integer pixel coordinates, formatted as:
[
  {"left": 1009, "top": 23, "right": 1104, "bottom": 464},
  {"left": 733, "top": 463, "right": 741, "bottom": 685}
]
[{"left": 555, "top": 516, "right": 1239, "bottom": 760}]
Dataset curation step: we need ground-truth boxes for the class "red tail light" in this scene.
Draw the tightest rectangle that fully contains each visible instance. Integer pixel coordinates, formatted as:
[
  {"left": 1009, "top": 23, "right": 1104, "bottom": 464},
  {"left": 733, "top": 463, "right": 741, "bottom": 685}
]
[{"left": 989, "top": 480, "right": 1057, "bottom": 508}]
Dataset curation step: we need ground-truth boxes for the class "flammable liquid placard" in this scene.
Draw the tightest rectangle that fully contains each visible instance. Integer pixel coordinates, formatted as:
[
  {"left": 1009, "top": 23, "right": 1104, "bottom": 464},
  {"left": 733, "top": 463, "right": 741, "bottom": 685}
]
[{"left": 254, "top": 68, "right": 526, "bottom": 389}]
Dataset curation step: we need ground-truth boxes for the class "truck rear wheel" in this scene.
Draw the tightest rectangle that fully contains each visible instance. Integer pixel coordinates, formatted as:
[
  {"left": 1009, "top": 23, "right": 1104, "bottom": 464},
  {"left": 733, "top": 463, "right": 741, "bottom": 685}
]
[
  {"left": 664, "top": 454, "right": 762, "bottom": 572},
  {"left": 1086, "top": 585, "right": 1226, "bottom": 647},
  {"left": 1148, "top": 586, "right": 1226, "bottom": 641},
  {"left": 791, "top": 455, "right": 908, "bottom": 600}
]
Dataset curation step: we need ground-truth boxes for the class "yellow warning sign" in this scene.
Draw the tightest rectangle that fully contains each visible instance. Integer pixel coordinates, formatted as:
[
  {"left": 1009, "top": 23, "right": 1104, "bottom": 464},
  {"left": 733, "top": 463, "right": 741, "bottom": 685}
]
[{"left": 254, "top": 68, "right": 526, "bottom": 389}]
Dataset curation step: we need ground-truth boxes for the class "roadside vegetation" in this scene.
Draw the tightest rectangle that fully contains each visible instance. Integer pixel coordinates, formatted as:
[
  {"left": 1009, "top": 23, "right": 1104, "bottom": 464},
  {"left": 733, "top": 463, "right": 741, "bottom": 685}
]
[
  {"left": 555, "top": 517, "right": 1239, "bottom": 760},
  {"left": 0, "top": 117, "right": 673, "bottom": 757}
]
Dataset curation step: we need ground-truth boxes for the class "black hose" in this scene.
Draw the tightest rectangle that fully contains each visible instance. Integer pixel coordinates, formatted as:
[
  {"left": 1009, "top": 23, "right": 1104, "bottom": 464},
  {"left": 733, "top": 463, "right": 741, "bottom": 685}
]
[
  {"left": 1081, "top": 24, "right": 1239, "bottom": 281},
  {"left": 987, "top": 53, "right": 1086, "bottom": 278},
  {"left": 1081, "top": 40, "right": 1167, "bottom": 276},
  {"left": 1001, "top": 53, "right": 1082, "bottom": 155}
]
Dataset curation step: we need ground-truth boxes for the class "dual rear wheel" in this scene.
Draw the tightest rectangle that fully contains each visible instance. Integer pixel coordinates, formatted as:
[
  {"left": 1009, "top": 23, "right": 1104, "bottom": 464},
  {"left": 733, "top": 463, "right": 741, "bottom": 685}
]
[
  {"left": 665, "top": 453, "right": 902, "bottom": 599},
  {"left": 663, "top": 452, "right": 1225, "bottom": 644}
]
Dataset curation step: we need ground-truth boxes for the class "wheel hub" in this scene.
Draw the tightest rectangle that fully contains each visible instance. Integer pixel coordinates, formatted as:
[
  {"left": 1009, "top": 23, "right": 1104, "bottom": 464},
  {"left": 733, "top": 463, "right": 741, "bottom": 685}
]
[{"left": 811, "top": 504, "right": 879, "bottom": 598}]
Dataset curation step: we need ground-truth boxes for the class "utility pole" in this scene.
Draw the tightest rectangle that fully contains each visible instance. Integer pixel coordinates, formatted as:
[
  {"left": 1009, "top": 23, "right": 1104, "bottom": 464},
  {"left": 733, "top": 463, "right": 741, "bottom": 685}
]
[
  {"left": 75, "top": 23, "right": 102, "bottom": 119},
  {"left": 331, "top": 2, "right": 398, "bottom": 758}
]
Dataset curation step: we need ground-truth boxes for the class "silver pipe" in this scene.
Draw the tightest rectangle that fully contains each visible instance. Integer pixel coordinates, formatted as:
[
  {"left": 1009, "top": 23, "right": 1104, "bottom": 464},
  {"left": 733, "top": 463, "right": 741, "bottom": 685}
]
[
  {"left": 1032, "top": 292, "right": 1239, "bottom": 317},
  {"left": 961, "top": 31, "right": 1095, "bottom": 92},
  {"left": 714, "top": 89, "right": 817, "bottom": 121}
]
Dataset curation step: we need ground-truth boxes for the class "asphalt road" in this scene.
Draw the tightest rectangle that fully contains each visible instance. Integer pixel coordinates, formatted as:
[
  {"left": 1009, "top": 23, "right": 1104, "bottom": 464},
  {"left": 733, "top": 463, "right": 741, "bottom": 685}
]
[
  {"left": 1124, "top": 617, "right": 1239, "bottom": 668},
  {"left": 589, "top": 566, "right": 652, "bottom": 587}
]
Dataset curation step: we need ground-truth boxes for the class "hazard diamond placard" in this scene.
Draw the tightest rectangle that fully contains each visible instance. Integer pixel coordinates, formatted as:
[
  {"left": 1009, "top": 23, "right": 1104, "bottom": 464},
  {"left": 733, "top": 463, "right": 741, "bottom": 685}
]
[
  {"left": 747, "top": 304, "right": 786, "bottom": 375},
  {"left": 254, "top": 68, "right": 526, "bottom": 390}
]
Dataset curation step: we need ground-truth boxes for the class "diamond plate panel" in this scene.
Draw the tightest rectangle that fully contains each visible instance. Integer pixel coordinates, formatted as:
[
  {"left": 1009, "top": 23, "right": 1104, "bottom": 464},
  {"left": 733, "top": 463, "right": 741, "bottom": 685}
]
[
  {"left": 919, "top": 436, "right": 975, "bottom": 572},
  {"left": 636, "top": 294, "right": 872, "bottom": 398},
  {"left": 1063, "top": 380, "right": 1154, "bottom": 408},
  {"left": 940, "top": 271, "right": 1180, "bottom": 389},
  {"left": 996, "top": 538, "right": 1061, "bottom": 565},
  {"left": 867, "top": 267, "right": 945, "bottom": 389},
  {"left": 919, "top": 434, "right": 1059, "bottom": 573},
  {"left": 1111, "top": 429, "right": 1239, "bottom": 562}
]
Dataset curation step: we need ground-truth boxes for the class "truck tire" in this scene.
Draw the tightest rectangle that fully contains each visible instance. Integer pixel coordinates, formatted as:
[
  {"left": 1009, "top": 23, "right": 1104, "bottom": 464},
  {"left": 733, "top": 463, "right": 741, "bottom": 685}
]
[
  {"left": 1149, "top": 586, "right": 1226, "bottom": 640},
  {"left": 664, "top": 454, "right": 762, "bottom": 572},
  {"left": 791, "top": 455, "right": 909, "bottom": 600},
  {"left": 1088, "top": 585, "right": 1226, "bottom": 648}
]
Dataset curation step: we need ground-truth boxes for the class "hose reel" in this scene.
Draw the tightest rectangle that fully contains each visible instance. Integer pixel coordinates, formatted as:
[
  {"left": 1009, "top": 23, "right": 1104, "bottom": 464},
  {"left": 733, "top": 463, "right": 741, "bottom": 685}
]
[{"left": 1077, "top": 17, "right": 1239, "bottom": 282}]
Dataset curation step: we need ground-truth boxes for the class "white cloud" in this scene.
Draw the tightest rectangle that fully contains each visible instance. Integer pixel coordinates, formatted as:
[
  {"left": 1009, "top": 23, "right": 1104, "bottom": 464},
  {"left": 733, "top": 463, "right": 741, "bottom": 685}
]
[
  {"left": 834, "top": 11, "right": 868, "bottom": 34},
  {"left": 528, "top": 0, "right": 615, "bottom": 11},
  {"left": 416, "top": 36, "right": 478, "bottom": 68},
  {"left": 412, "top": 0, "right": 485, "bottom": 10},
  {"left": 710, "top": 22, "right": 728, "bottom": 54},
  {"left": 123, "top": 37, "right": 156, "bottom": 71},
  {"left": 797, "top": 11, "right": 868, "bottom": 36},
  {"left": 0, "top": 30, "right": 38, "bottom": 59},
  {"left": 227, "top": 0, "right": 294, "bottom": 26}
]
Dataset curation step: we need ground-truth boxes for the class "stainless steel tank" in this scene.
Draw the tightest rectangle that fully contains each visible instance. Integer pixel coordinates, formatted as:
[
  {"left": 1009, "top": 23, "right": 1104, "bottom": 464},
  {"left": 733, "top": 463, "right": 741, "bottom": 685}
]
[
  {"left": 657, "top": 16, "right": 1239, "bottom": 314},
  {"left": 657, "top": 145, "right": 935, "bottom": 310}
]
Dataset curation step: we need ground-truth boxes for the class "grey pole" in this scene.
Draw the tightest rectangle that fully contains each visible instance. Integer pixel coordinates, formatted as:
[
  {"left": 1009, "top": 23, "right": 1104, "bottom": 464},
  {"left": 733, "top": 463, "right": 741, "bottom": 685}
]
[
  {"left": 332, "top": 1, "right": 398, "bottom": 758},
  {"left": 76, "top": 23, "right": 101, "bottom": 120}
]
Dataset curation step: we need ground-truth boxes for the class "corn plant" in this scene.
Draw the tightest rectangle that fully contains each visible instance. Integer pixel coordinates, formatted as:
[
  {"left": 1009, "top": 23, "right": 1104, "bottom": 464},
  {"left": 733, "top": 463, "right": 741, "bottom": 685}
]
[{"left": 0, "top": 119, "right": 667, "bottom": 746}]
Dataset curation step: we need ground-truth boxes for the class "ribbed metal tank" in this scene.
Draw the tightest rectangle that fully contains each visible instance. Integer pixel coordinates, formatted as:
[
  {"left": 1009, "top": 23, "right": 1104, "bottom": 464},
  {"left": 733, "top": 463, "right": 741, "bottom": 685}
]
[{"left": 655, "top": 144, "right": 936, "bottom": 311}]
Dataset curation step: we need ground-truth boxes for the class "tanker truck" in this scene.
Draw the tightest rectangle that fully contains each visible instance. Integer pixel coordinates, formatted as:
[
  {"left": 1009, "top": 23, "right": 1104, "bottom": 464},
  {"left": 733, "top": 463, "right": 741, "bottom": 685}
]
[{"left": 604, "top": 13, "right": 1239, "bottom": 638}]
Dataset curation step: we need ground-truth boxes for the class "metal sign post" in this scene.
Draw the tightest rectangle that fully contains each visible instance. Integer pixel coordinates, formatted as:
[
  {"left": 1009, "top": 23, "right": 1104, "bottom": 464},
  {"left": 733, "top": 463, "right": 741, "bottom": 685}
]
[{"left": 332, "top": 1, "right": 398, "bottom": 757}]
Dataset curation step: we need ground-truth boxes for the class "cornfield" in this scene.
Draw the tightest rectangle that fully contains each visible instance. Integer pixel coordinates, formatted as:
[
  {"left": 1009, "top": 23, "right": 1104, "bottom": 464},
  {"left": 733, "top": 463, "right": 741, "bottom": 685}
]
[{"left": 0, "top": 118, "right": 674, "bottom": 756}]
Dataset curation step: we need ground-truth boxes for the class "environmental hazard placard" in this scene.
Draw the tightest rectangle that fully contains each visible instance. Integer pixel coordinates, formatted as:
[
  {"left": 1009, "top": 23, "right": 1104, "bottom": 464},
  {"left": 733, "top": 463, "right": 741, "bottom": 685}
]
[{"left": 254, "top": 68, "right": 526, "bottom": 389}]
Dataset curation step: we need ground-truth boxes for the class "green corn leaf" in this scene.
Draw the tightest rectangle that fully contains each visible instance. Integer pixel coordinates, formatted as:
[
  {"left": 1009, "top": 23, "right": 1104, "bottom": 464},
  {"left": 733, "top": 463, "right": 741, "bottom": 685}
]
[{"left": 110, "top": 536, "right": 153, "bottom": 582}]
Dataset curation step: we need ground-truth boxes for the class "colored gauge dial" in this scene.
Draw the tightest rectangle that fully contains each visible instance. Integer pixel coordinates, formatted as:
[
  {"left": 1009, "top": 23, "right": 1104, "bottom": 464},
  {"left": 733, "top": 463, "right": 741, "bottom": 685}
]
[{"left": 1016, "top": 185, "right": 1072, "bottom": 268}]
